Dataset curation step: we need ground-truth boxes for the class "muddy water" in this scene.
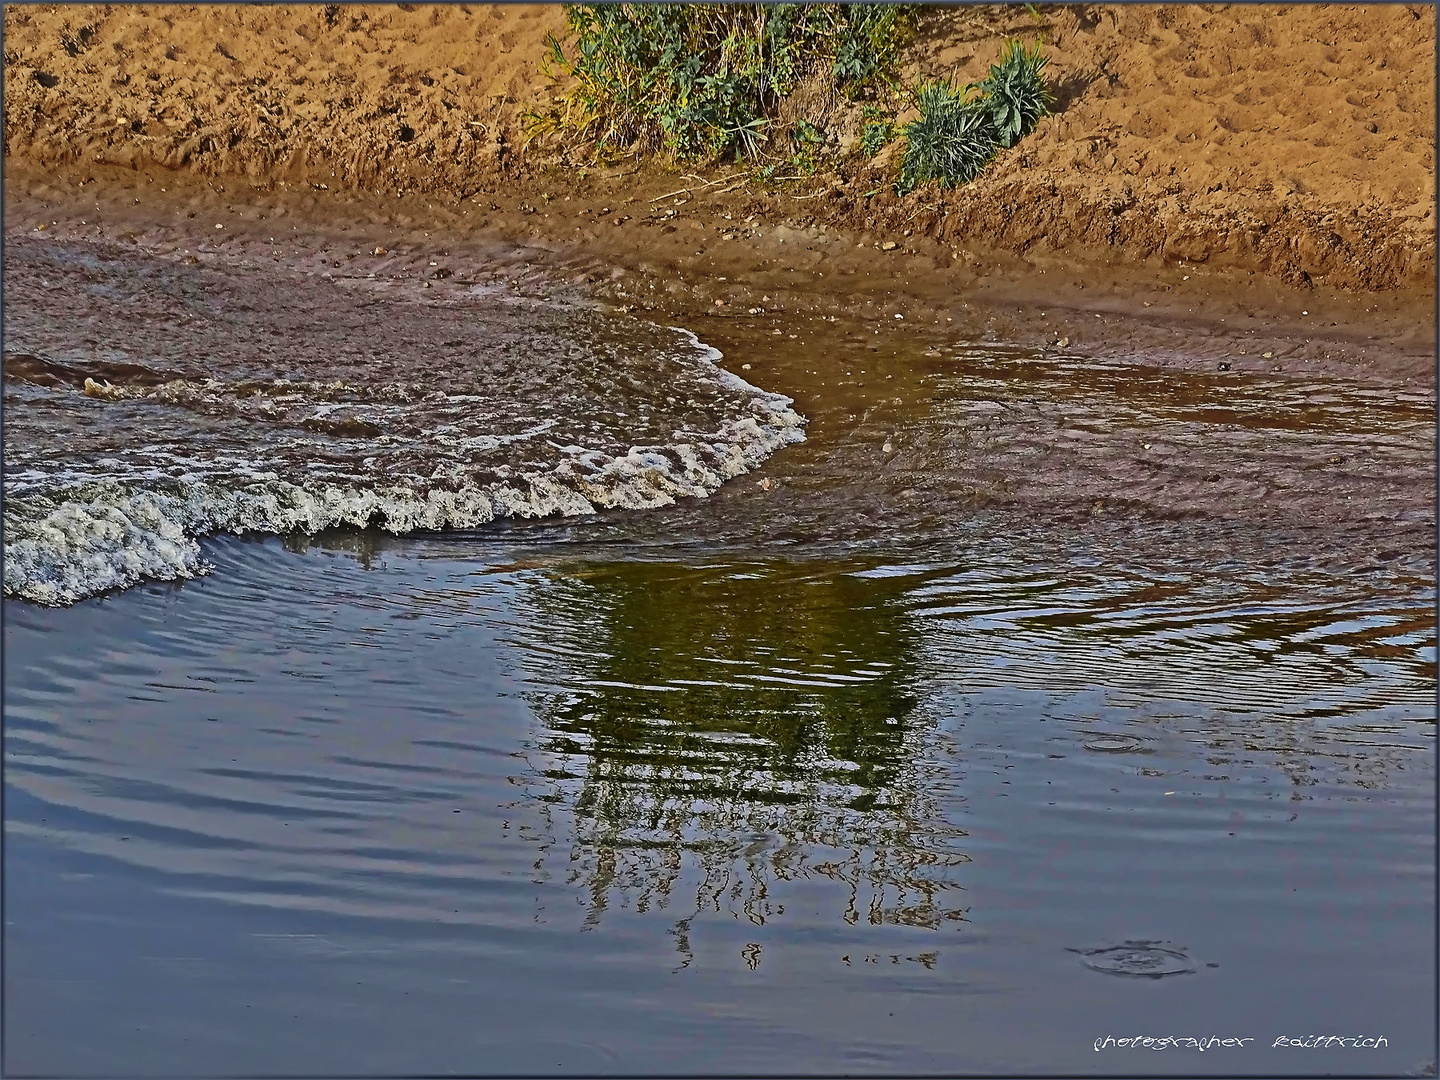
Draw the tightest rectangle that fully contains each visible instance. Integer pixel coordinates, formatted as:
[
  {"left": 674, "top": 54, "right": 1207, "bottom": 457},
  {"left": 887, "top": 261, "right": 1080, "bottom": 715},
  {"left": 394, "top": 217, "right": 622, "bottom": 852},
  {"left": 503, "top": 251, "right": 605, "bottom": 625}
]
[
  {"left": 4, "top": 225, "right": 1435, "bottom": 1076},
  {"left": 2, "top": 236, "right": 805, "bottom": 604}
]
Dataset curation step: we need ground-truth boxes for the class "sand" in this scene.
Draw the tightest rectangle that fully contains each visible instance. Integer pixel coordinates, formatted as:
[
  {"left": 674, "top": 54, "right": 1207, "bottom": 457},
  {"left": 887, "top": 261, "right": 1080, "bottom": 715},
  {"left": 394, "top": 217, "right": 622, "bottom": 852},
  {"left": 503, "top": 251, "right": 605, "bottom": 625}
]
[
  {"left": 4, "top": 3, "right": 1435, "bottom": 294},
  {"left": 893, "top": 3, "right": 1437, "bottom": 290},
  {"left": 4, "top": 5, "right": 568, "bottom": 187}
]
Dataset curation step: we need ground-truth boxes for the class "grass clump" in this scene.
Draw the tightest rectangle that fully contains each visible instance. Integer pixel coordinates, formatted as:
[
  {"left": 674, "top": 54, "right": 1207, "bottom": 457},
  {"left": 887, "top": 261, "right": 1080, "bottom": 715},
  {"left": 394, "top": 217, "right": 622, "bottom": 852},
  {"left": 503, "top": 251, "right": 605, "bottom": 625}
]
[
  {"left": 973, "top": 38, "right": 1052, "bottom": 148},
  {"left": 530, "top": 4, "right": 915, "bottom": 163},
  {"left": 897, "top": 38, "right": 1053, "bottom": 194},
  {"left": 897, "top": 79, "right": 996, "bottom": 193}
]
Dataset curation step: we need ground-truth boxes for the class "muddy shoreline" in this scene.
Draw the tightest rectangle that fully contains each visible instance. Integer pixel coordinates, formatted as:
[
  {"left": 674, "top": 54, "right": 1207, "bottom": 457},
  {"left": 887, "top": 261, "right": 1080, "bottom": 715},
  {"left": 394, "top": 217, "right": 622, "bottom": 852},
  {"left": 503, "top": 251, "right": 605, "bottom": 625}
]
[
  {"left": 8, "top": 160, "right": 1435, "bottom": 383},
  {"left": 6, "top": 164, "right": 1436, "bottom": 580}
]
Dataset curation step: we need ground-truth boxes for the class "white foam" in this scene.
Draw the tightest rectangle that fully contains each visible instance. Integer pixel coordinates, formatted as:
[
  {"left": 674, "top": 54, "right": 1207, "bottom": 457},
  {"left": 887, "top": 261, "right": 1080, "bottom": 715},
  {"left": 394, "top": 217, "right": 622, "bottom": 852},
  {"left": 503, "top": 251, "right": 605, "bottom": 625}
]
[{"left": 4, "top": 332, "right": 806, "bottom": 606}]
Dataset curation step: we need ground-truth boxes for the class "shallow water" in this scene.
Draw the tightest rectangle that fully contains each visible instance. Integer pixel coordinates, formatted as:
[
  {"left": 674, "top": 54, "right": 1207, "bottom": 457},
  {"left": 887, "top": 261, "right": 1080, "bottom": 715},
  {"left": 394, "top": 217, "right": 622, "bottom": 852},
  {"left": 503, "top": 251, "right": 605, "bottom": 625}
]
[
  {"left": 4, "top": 227, "right": 1436, "bottom": 1076},
  {"left": 3, "top": 236, "right": 803, "bottom": 604}
]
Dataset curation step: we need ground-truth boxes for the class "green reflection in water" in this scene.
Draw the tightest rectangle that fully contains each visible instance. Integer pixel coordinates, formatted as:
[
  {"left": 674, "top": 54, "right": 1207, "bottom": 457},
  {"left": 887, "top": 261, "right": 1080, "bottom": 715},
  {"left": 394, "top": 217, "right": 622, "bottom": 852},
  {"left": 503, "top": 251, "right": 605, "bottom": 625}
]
[{"left": 507, "top": 559, "right": 971, "bottom": 959}]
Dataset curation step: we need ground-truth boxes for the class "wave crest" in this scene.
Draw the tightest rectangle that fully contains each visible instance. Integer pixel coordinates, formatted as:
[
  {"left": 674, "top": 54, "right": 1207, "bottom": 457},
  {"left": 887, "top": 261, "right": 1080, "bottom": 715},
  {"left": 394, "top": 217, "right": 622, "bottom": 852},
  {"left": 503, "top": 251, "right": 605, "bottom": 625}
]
[{"left": 6, "top": 330, "right": 805, "bottom": 605}]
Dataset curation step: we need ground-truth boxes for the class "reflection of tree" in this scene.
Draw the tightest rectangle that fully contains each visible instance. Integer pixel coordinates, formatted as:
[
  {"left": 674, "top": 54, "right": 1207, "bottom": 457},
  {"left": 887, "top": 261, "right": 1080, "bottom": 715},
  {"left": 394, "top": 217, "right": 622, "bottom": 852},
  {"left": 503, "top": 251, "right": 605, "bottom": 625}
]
[
  {"left": 506, "top": 560, "right": 971, "bottom": 964},
  {"left": 281, "top": 526, "right": 390, "bottom": 569}
]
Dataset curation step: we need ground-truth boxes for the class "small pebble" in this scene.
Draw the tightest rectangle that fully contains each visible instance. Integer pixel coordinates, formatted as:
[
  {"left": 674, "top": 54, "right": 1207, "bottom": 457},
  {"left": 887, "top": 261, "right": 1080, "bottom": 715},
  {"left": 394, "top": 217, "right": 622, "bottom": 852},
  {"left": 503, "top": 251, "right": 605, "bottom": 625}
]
[
  {"left": 881, "top": 241, "right": 898, "bottom": 251},
  {"left": 893, "top": 314, "right": 904, "bottom": 320},
  {"left": 1263, "top": 351, "right": 1275, "bottom": 358},
  {"left": 373, "top": 246, "right": 387, "bottom": 256},
  {"left": 741, "top": 363, "right": 752, "bottom": 370},
  {"left": 215, "top": 223, "right": 224, "bottom": 230}
]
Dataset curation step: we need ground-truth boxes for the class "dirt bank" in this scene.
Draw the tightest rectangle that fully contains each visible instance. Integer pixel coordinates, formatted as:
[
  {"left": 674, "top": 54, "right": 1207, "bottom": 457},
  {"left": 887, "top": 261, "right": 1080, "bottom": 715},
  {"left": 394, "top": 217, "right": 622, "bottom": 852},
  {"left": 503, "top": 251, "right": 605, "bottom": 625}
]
[
  {"left": 7, "top": 162, "right": 1434, "bottom": 392},
  {"left": 4, "top": 3, "right": 1436, "bottom": 294}
]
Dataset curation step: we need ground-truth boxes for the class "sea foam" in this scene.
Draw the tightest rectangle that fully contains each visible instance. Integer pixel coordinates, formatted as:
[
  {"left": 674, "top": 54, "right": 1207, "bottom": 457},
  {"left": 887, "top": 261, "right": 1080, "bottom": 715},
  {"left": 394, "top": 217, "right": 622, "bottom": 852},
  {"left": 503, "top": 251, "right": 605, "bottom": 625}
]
[{"left": 5, "top": 331, "right": 805, "bottom": 605}]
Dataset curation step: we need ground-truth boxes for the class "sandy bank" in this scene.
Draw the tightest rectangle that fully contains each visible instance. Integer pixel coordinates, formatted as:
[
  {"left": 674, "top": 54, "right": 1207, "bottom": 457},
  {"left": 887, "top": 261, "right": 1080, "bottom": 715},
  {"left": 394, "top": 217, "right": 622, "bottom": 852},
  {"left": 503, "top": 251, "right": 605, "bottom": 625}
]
[{"left": 4, "top": 3, "right": 1436, "bottom": 294}]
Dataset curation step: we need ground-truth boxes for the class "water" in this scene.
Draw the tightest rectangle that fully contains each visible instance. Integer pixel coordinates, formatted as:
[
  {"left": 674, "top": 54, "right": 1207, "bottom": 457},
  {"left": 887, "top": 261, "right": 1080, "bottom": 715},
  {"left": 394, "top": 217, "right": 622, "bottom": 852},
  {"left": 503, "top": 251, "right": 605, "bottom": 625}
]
[
  {"left": 3, "top": 235, "right": 803, "bottom": 604},
  {"left": 4, "top": 228, "right": 1435, "bottom": 1076}
]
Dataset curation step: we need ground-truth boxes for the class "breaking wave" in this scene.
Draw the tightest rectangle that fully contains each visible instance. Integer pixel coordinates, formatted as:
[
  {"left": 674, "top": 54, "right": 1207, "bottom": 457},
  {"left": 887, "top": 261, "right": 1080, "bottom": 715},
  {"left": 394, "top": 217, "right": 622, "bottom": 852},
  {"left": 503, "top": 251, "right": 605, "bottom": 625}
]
[{"left": 4, "top": 325, "right": 805, "bottom": 606}]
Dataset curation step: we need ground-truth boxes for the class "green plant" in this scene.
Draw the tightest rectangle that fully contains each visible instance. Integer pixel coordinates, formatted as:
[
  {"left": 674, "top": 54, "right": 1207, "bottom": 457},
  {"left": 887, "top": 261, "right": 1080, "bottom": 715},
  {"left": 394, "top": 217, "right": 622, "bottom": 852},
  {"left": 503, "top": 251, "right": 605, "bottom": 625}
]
[
  {"left": 860, "top": 120, "right": 891, "bottom": 157},
  {"left": 859, "top": 105, "right": 893, "bottom": 157},
  {"left": 793, "top": 117, "right": 823, "bottom": 146},
  {"left": 785, "top": 116, "right": 825, "bottom": 171},
  {"left": 725, "top": 116, "right": 772, "bottom": 159},
  {"left": 831, "top": 4, "right": 913, "bottom": 94},
  {"left": 970, "top": 38, "right": 1053, "bottom": 148},
  {"left": 529, "top": 4, "right": 916, "bottom": 163},
  {"left": 896, "top": 79, "right": 997, "bottom": 194},
  {"left": 896, "top": 38, "right": 1052, "bottom": 193}
]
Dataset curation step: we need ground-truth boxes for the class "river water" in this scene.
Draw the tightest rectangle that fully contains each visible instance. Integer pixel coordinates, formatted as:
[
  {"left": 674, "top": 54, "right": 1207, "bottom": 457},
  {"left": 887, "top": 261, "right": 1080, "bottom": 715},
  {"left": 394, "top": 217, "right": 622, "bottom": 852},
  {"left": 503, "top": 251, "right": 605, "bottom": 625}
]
[{"left": 4, "top": 226, "right": 1435, "bottom": 1076}]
